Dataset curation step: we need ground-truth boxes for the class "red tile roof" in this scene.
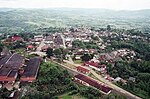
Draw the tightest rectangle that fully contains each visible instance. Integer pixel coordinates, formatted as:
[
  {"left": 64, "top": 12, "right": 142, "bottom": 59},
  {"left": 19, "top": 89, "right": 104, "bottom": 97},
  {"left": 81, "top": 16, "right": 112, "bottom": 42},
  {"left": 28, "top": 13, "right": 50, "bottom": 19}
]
[
  {"left": 85, "top": 61, "right": 99, "bottom": 67},
  {"left": 75, "top": 74, "right": 111, "bottom": 94},
  {"left": 76, "top": 66, "right": 89, "bottom": 73},
  {"left": 27, "top": 45, "right": 34, "bottom": 49},
  {"left": 11, "top": 36, "right": 23, "bottom": 41}
]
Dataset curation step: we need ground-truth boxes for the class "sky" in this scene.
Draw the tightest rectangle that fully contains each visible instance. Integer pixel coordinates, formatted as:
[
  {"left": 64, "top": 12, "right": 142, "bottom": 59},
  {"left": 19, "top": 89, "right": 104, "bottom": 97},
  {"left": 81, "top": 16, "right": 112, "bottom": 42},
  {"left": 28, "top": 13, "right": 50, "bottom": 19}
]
[{"left": 0, "top": 0, "right": 150, "bottom": 10}]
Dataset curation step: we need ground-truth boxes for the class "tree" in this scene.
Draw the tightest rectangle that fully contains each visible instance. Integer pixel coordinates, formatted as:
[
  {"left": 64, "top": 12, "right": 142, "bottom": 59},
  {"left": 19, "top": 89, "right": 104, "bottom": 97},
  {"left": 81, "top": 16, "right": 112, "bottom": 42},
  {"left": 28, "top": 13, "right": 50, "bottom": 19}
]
[
  {"left": 0, "top": 42, "right": 4, "bottom": 53},
  {"left": 0, "top": 46, "right": 2, "bottom": 54},
  {"left": 46, "top": 48, "right": 53, "bottom": 58},
  {"left": 53, "top": 48, "right": 62, "bottom": 56},
  {"left": 81, "top": 54, "right": 91, "bottom": 62},
  {"left": 107, "top": 25, "right": 111, "bottom": 31}
]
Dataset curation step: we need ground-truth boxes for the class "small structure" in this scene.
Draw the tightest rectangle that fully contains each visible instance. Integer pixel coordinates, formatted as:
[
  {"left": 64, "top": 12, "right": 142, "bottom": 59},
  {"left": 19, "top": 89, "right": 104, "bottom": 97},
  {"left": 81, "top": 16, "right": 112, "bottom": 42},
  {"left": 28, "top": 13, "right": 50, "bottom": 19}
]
[
  {"left": 84, "top": 61, "right": 106, "bottom": 73},
  {"left": 26, "top": 45, "right": 35, "bottom": 51},
  {"left": 76, "top": 66, "right": 90, "bottom": 74},
  {"left": 11, "top": 36, "right": 23, "bottom": 42},
  {"left": 129, "top": 77, "right": 136, "bottom": 82},
  {"left": 34, "top": 35, "right": 43, "bottom": 42}
]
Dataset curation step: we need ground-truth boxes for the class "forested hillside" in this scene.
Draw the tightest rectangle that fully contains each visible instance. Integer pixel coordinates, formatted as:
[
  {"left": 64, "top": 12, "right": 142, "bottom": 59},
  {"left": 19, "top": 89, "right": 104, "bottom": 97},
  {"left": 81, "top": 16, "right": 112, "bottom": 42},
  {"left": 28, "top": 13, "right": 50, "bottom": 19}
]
[{"left": 0, "top": 8, "right": 150, "bottom": 34}]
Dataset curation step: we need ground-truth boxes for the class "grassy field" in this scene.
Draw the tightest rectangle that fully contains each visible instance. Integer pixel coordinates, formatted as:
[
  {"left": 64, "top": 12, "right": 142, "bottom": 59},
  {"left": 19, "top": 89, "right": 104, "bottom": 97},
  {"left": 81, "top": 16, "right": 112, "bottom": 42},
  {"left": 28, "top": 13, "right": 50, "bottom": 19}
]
[
  {"left": 74, "top": 60, "right": 83, "bottom": 64},
  {"left": 62, "top": 62, "right": 76, "bottom": 69},
  {"left": 58, "top": 92, "right": 86, "bottom": 99}
]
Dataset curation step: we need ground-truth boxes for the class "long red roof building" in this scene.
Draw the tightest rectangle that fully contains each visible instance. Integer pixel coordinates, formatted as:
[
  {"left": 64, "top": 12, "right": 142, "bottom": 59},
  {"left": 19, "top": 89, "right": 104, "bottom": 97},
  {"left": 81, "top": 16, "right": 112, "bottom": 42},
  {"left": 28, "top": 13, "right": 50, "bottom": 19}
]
[{"left": 74, "top": 74, "right": 112, "bottom": 94}]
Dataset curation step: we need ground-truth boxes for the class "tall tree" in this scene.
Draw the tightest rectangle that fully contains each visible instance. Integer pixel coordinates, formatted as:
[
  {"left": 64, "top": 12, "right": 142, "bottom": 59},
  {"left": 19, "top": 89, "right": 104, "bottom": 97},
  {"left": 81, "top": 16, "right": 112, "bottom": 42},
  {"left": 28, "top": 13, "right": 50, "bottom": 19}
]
[
  {"left": 107, "top": 25, "right": 111, "bottom": 31},
  {"left": 46, "top": 48, "right": 53, "bottom": 58},
  {"left": 81, "top": 54, "right": 91, "bottom": 62}
]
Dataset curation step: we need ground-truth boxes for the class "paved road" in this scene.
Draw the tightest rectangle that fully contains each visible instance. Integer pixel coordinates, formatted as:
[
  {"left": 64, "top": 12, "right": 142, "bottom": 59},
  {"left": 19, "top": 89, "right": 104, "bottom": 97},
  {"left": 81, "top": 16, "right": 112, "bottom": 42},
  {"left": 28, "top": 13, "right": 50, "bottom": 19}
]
[
  {"left": 64, "top": 60, "right": 141, "bottom": 99},
  {"left": 52, "top": 60, "right": 110, "bottom": 95},
  {"left": 90, "top": 70, "right": 141, "bottom": 99},
  {"left": 36, "top": 39, "right": 45, "bottom": 52},
  {"left": 60, "top": 34, "right": 67, "bottom": 49},
  {"left": 33, "top": 39, "right": 141, "bottom": 99},
  {"left": 67, "top": 55, "right": 74, "bottom": 64},
  {"left": 29, "top": 39, "right": 47, "bottom": 57}
]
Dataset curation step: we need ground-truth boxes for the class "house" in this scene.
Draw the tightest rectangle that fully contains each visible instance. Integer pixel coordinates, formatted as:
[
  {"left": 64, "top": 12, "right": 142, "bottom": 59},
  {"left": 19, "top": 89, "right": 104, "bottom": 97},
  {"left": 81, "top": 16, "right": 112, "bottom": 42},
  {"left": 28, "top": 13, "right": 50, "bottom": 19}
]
[
  {"left": 54, "top": 34, "right": 63, "bottom": 46},
  {"left": 89, "top": 49, "right": 97, "bottom": 54},
  {"left": 114, "top": 77, "right": 127, "bottom": 85},
  {"left": 26, "top": 45, "right": 35, "bottom": 51},
  {"left": 34, "top": 35, "right": 43, "bottom": 42},
  {"left": 85, "top": 61, "right": 107, "bottom": 73},
  {"left": 76, "top": 66, "right": 90, "bottom": 74},
  {"left": 44, "top": 35, "right": 54, "bottom": 44},
  {"left": 114, "top": 77, "right": 122, "bottom": 82},
  {"left": 84, "top": 61, "right": 101, "bottom": 71},
  {"left": 11, "top": 36, "right": 23, "bottom": 42},
  {"left": 20, "top": 57, "right": 42, "bottom": 82},
  {"left": 129, "top": 77, "right": 136, "bottom": 82},
  {"left": 104, "top": 75, "right": 114, "bottom": 81},
  {"left": 74, "top": 74, "right": 112, "bottom": 94}
]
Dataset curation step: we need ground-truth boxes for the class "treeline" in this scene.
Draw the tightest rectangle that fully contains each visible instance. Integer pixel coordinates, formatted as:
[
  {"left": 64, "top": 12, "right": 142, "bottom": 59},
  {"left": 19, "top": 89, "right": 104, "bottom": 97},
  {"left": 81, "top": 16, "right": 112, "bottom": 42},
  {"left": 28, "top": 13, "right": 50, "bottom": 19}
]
[
  {"left": 107, "top": 40, "right": 150, "bottom": 61},
  {"left": 107, "top": 60, "right": 150, "bottom": 99}
]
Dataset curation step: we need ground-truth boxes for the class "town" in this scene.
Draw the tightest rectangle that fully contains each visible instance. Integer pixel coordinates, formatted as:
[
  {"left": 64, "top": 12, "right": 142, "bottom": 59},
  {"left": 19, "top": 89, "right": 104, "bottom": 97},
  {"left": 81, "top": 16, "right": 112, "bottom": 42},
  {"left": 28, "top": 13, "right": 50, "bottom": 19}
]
[{"left": 0, "top": 25, "right": 149, "bottom": 99}]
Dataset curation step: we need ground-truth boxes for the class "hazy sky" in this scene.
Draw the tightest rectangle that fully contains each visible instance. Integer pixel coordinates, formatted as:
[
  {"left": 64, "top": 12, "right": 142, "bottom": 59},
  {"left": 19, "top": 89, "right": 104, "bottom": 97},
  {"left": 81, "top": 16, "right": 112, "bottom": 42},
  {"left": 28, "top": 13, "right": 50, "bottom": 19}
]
[{"left": 0, "top": 0, "right": 150, "bottom": 10}]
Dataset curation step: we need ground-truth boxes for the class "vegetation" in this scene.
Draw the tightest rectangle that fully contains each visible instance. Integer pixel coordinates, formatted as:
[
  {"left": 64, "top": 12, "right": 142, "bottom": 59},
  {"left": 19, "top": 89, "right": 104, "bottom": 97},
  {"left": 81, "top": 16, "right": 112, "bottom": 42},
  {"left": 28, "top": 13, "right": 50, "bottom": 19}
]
[
  {"left": 72, "top": 40, "right": 99, "bottom": 49},
  {"left": 81, "top": 53, "right": 94, "bottom": 62},
  {"left": 0, "top": 8, "right": 150, "bottom": 34},
  {"left": 103, "top": 93, "right": 127, "bottom": 99},
  {"left": 46, "top": 48, "right": 53, "bottom": 58},
  {"left": 107, "top": 60, "right": 150, "bottom": 99},
  {"left": 22, "top": 62, "right": 102, "bottom": 99},
  {"left": 0, "top": 41, "right": 4, "bottom": 53}
]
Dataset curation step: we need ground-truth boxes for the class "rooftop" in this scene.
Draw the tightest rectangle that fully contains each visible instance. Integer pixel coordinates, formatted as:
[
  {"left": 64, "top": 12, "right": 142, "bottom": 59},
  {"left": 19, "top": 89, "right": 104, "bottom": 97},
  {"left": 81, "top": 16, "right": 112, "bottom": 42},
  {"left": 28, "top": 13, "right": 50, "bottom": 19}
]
[{"left": 75, "top": 74, "right": 111, "bottom": 94}]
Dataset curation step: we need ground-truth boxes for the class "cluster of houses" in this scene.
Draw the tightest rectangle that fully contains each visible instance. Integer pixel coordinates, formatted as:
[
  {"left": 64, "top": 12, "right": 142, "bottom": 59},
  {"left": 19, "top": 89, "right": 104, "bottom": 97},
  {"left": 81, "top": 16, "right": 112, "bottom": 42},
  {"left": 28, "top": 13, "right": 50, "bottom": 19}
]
[
  {"left": 0, "top": 48, "right": 42, "bottom": 90},
  {"left": 75, "top": 48, "right": 136, "bottom": 84},
  {"left": 0, "top": 27, "right": 139, "bottom": 97},
  {"left": 3, "top": 35, "right": 24, "bottom": 45}
]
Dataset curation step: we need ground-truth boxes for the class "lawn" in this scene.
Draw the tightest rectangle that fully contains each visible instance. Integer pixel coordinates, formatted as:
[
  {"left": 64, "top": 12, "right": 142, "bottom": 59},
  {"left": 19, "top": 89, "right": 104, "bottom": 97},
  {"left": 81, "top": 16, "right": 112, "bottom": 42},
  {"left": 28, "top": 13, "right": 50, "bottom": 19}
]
[
  {"left": 58, "top": 92, "right": 86, "bottom": 99},
  {"left": 74, "top": 60, "right": 83, "bottom": 64}
]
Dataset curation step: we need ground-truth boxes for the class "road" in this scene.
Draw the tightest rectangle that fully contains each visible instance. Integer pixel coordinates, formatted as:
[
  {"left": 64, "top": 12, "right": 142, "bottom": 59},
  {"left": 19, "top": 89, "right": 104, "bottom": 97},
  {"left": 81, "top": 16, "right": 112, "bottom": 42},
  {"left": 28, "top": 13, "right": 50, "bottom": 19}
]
[
  {"left": 29, "top": 39, "right": 47, "bottom": 57},
  {"left": 64, "top": 60, "right": 141, "bottom": 99},
  {"left": 90, "top": 70, "right": 141, "bottom": 99},
  {"left": 52, "top": 60, "right": 110, "bottom": 94},
  {"left": 36, "top": 39, "right": 45, "bottom": 52},
  {"left": 34, "top": 38, "right": 141, "bottom": 99},
  {"left": 60, "top": 34, "right": 67, "bottom": 49}
]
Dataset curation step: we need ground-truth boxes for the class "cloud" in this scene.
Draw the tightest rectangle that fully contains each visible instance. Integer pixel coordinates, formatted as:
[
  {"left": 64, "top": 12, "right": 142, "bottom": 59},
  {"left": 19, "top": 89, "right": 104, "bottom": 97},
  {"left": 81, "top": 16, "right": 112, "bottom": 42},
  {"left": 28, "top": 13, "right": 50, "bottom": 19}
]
[{"left": 0, "top": 0, "right": 150, "bottom": 10}]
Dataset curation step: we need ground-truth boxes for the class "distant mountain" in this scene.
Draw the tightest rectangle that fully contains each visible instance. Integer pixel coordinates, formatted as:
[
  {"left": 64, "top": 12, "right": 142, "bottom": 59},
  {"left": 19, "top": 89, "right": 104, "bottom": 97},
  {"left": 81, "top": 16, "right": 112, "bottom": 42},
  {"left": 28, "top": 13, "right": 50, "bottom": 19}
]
[{"left": 0, "top": 8, "right": 150, "bottom": 33}]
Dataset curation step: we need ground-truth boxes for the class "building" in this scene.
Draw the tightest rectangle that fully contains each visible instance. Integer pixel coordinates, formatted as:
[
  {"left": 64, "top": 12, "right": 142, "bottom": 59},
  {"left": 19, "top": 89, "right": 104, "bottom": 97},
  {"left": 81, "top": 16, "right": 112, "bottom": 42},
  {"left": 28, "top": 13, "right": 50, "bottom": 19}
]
[
  {"left": 26, "top": 45, "right": 35, "bottom": 51},
  {"left": 74, "top": 74, "right": 112, "bottom": 94},
  {"left": 20, "top": 57, "right": 42, "bottom": 82},
  {"left": 34, "top": 35, "right": 43, "bottom": 42},
  {"left": 11, "top": 36, "right": 23, "bottom": 42},
  {"left": 84, "top": 61, "right": 100, "bottom": 71},
  {"left": 0, "top": 53, "right": 24, "bottom": 83},
  {"left": 84, "top": 61, "right": 107, "bottom": 73},
  {"left": 76, "top": 66, "right": 90, "bottom": 74}
]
